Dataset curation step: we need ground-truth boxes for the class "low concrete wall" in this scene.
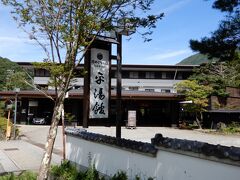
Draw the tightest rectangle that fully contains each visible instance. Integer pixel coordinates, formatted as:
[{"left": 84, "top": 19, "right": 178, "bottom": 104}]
[{"left": 66, "top": 128, "right": 240, "bottom": 180}]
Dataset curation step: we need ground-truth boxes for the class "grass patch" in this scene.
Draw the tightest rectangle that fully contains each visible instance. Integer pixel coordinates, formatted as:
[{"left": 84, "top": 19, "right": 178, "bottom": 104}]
[
  {"left": 0, "top": 117, "right": 19, "bottom": 140},
  {"left": 220, "top": 122, "right": 240, "bottom": 134},
  {"left": 50, "top": 160, "right": 155, "bottom": 180},
  {"left": 0, "top": 171, "right": 37, "bottom": 180}
]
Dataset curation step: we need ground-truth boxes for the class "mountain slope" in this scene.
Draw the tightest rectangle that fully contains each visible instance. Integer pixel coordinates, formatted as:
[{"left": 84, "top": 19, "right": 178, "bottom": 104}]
[
  {"left": 0, "top": 57, "right": 25, "bottom": 90},
  {"left": 177, "top": 53, "right": 217, "bottom": 65}
]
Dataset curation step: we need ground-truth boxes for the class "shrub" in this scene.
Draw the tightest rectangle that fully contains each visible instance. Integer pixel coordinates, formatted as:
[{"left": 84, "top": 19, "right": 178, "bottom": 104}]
[
  {"left": 0, "top": 171, "right": 37, "bottom": 180},
  {"left": 0, "top": 117, "right": 19, "bottom": 140},
  {"left": 111, "top": 171, "right": 127, "bottom": 180},
  {"left": 51, "top": 160, "right": 79, "bottom": 180},
  {"left": 50, "top": 161, "right": 156, "bottom": 180},
  {"left": 221, "top": 122, "right": 240, "bottom": 134}
]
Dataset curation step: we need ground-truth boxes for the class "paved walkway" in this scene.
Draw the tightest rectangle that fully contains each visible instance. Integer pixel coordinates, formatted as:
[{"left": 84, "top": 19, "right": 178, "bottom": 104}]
[
  {"left": 0, "top": 140, "right": 61, "bottom": 175},
  {"left": 0, "top": 125, "right": 240, "bottom": 175},
  {"left": 86, "top": 126, "right": 240, "bottom": 147}
]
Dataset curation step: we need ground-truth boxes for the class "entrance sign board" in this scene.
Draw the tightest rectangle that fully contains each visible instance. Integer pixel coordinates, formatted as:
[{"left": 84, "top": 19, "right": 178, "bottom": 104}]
[
  {"left": 89, "top": 48, "right": 110, "bottom": 119},
  {"left": 127, "top": 110, "right": 136, "bottom": 127}
]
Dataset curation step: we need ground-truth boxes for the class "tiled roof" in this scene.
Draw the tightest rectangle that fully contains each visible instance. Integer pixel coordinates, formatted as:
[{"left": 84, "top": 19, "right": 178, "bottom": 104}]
[
  {"left": 151, "top": 134, "right": 240, "bottom": 162},
  {"left": 65, "top": 127, "right": 157, "bottom": 156}
]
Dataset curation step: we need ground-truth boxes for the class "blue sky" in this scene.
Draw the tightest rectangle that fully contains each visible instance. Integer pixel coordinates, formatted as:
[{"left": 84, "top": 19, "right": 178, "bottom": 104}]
[{"left": 0, "top": 0, "right": 225, "bottom": 65}]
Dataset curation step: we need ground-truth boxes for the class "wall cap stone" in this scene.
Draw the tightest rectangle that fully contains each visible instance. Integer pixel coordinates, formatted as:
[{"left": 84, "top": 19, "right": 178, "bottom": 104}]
[
  {"left": 65, "top": 127, "right": 157, "bottom": 156},
  {"left": 151, "top": 133, "right": 240, "bottom": 165}
]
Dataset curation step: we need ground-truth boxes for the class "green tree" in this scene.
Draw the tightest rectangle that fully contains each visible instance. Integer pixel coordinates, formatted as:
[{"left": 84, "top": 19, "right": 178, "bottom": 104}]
[
  {"left": 189, "top": 61, "right": 240, "bottom": 97},
  {"left": 0, "top": 57, "right": 32, "bottom": 90},
  {"left": 175, "top": 80, "right": 213, "bottom": 129},
  {"left": 1, "top": 0, "right": 163, "bottom": 179},
  {"left": 190, "top": 0, "right": 240, "bottom": 61}
]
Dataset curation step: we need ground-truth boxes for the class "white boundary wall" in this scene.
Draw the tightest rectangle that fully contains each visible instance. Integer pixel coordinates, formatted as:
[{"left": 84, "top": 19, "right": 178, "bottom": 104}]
[{"left": 66, "top": 135, "right": 240, "bottom": 180}]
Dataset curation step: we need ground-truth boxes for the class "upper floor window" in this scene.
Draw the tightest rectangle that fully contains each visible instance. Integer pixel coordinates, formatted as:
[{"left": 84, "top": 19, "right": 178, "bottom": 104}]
[
  {"left": 177, "top": 72, "right": 183, "bottom": 80},
  {"left": 35, "top": 69, "right": 45, "bottom": 77},
  {"left": 34, "top": 69, "right": 50, "bottom": 77},
  {"left": 129, "top": 86, "right": 139, "bottom": 91},
  {"left": 129, "top": 72, "right": 138, "bottom": 79},
  {"left": 161, "top": 89, "right": 171, "bottom": 93},
  {"left": 162, "top": 72, "right": 166, "bottom": 79},
  {"left": 145, "top": 89, "right": 155, "bottom": 92},
  {"left": 146, "top": 72, "right": 155, "bottom": 79}
]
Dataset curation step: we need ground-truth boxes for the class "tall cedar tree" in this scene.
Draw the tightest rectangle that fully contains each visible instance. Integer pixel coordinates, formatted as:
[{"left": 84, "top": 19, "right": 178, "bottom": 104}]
[
  {"left": 190, "top": 0, "right": 240, "bottom": 61},
  {"left": 1, "top": 0, "right": 163, "bottom": 179}
]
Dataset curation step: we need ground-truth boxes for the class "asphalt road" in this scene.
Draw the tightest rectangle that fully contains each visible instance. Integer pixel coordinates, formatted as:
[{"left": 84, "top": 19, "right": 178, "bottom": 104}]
[{"left": 19, "top": 125, "right": 240, "bottom": 148}]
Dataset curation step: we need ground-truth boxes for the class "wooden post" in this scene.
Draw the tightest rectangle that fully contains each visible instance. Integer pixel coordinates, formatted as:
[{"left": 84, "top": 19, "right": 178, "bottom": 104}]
[
  {"left": 116, "top": 34, "right": 122, "bottom": 139},
  {"left": 6, "top": 110, "right": 11, "bottom": 139},
  {"left": 83, "top": 49, "right": 90, "bottom": 128},
  {"left": 61, "top": 104, "right": 66, "bottom": 160}
]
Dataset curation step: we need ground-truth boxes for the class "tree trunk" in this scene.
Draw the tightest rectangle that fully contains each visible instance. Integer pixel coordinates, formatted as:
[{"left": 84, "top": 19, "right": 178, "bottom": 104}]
[{"left": 38, "top": 98, "right": 64, "bottom": 180}]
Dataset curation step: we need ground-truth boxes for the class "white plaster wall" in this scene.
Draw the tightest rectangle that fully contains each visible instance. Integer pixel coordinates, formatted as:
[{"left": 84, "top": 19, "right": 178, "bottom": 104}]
[
  {"left": 66, "top": 136, "right": 158, "bottom": 179},
  {"left": 66, "top": 135, "right": 240, "bottom": 180},
  {"left": 34, "top": 77, "right": 181, "bottom": 91},
  {"left": 112, "top": 79, "right": 182, "bottom": 88},
  {"left": 34, "top": 77, "right": 50, "bottom": 85}
]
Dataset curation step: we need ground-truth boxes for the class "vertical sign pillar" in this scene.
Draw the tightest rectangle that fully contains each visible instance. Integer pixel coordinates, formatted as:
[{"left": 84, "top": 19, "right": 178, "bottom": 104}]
[
  {"left": 83, "top": 40, "right": 111, "bottom": 127},
  {"left": 89, "top": 48, "right": 110, "bottom": 118}
]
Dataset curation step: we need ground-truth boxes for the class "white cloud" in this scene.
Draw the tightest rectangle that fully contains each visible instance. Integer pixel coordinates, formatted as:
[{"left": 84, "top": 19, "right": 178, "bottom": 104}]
[
  {"left": 160, "top": 0, "right": 191, "bottom": 15},
  {"left": 0, "top": 36, "right": 29, "bottom": 43},
  {"left": 146, "top": 49, "right": 192, "bottom": 61}
]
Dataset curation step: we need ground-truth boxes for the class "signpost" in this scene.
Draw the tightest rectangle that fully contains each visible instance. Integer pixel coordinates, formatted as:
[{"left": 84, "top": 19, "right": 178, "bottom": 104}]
[
  {"left": 89, "top": 48, "right": 110, "bottom": 119},
  {"left": 83, "top": 39, "right": 111, "bottom": 128}
]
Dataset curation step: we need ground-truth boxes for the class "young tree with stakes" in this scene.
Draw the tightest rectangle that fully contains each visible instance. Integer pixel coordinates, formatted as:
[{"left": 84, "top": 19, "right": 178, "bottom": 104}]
[{"left": 1, "top": 0, "right": 163, "bottom": 179}]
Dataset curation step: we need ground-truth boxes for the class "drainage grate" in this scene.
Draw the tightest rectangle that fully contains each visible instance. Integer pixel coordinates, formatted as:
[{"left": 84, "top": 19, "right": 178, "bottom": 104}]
[{"left": 4, "top": 148, "right": 19, "bottom": 151}]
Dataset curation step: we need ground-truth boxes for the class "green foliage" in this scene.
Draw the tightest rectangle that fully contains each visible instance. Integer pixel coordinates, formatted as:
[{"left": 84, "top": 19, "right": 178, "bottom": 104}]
[
  {"left": 190, "top": 0, "right": 239, "bottom": 61},
  {"left": 111, "top": 171, "right": 128, "bottom": 180},
  {"left": 0, "top": 57, "right": 33, "bottom": 91},
  {"left": 175, "top": 80, "right": 213, "bottom": 112},
  {"left": 189, "top": 61, "right": 240, "bottom": 97},
  {"left": 0, "top": 116, "right": 19, "bottom": 140},
  {"left": 0, "top": 171, "right": 37, "bottom": 180},
  {"left": 51, "top": 161, "right": 79, "bottom": 180},
  {"left": 50, "top": 161, "right": 156, "bottom": 180},
  {"left": 50, "top": 161, "right": 104, "bottom": 180},
  {"left": 219, "top": 122, "right": 240, "bottom": 134},
  {"left": 175, "top": 80, "right": 213, "bottom": 128},
  {"left": 84, "top": 165, "right": 103, "bottom": 180},
  {"left": 0, "top": 117, "right": 8, "bottom": 129},
  {"left": 0, "top": 101, "right": 5, "bottom": 117}
]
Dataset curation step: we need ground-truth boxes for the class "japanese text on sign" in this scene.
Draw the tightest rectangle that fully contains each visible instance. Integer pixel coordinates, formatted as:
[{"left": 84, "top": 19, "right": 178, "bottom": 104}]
[{"left": 89, "top": 48, "right": 109, "bottom": 118}]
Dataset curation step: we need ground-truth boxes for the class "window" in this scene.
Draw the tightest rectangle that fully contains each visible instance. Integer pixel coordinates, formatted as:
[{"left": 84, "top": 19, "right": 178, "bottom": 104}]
[
  {"left": 138, "top": 71, "right": 145, "bottom": 79},
  {"left": 161, "top": 89, "right": 171, "bottom": 93},
  {"left": 129, "top": 86, "right": 139, "bottom": 91},
  {"left": 145, "top": 89, "right": 155, "bottom": 92},
  {"left": 129, "top": 72, "right": 138, "bottom": 78},
  {"left": 146, "top": 72, "right": 155, "bottom": 79},
  {"left": 162, "top": 72, "right": 166, "bottom": 79},
  {"left": 166, "top": 72, "right": 174, "bottom": 79},
  {"left": 34, "top": 69, "right": 50, "bottom": 77},
  {"left": 177, "top": 72, "right": 183, "bottom": 80}
]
